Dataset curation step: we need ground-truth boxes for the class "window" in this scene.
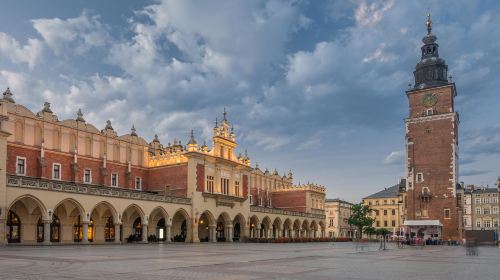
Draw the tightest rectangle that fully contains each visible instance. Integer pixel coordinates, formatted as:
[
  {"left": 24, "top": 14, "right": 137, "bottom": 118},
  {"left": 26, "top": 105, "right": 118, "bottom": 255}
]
[
  {"left": 16, "top": 157, "right": 26, "bottom": 176},
  {"left": 484, "top": 220, "right": 491, "bottom": 228},
  {"left": 475, "top": 198, "right": 481, "bottom": 204},
  {"left": 329, "top": 219, "right": 334, "bottom": 227},
  {"left": 391, "top": 220, "right": 396, "bottom": 227},
  {"left": 493, "top": 197, "right": 499, "bottom": 203},
  {"left": 221, "top": 178, "right": 229, "bottom": 195},
  {"left": 135, "top": 177, "right": 142, "bottom": 190},
  {"left": 426, "top": 108, "right": 433, "bottom": 116},
  {"left": 384, "top": 221, "right": 388, "bottom": 227},
  {"left": 383, "top": 210, "right": 387, "bottom": 216},
  {"left": 483, "top": 208, "right": 490, "bottom": 215},
  {"left": 493, "top": 207, "right": 499, "bottom": 214},
  {"left": 234, "top": 181, "right": 240, "bottom": 196},
  {"left": 83, "top": 169, "right": 92, "bottom": 184},
  {"left": 259, "top": 197, "right": 263, "bottom": 206},
  {"left": 444, "top": 209, "right": 450, "bottom": 219},
  {"left": 475, "top": 207, "right": 481, "bottom": 214},
  {"left": 376, "top": 221, "right": 380, "bottom": 227},
  {"left": 391, "top": 200, "right": 395, "bottom": 205},
  {"left": 391, "top": 209, "right": 396, "bottom": 215},
  {"left": 206, "top": 176, "right": 214, "bottom": 193},
  {"left": 416, "top": 173, "right": 423, "bottom": 182},
  {"left": 268, "top": 198, "right": 272, "bottom": 208},
  {"left": 384, "top": 200, "right": 387, "bottom": 205},
  {"left": 111, "top": 173, "right": 118, "bottom": 187},
  {"left": 484, "top": 198, "right": 490, "bottom": 204},
  {"left": 476, "top": 220, "right": 481, "bottom": 228},
  {"left": 52, "top": 163, "right": 61, "bottom": 180},
  {"left": 494, "top": 220, "right": 499, "bottom": 228},
  {"left": 249, "top": 195, "right": 253, "bottom": 205},
  {"left": 368, "top": 202, "right": 372, "bottom": 206}
]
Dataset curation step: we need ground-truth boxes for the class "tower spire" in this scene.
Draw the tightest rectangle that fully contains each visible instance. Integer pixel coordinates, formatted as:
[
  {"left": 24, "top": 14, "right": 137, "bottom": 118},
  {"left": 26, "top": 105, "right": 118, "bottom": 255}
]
[{"left": 426, "top": 11, "right": 432, "bottom": 35}]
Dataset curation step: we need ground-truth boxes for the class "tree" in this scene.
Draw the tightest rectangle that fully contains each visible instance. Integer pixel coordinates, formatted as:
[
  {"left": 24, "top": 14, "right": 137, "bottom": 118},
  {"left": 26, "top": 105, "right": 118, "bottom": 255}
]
[
  {"left": 347, "top": 204, "right": 374, "bottom": 239},
  {"left": 363, "top": 226, "right": 376, "bottom": 240}
]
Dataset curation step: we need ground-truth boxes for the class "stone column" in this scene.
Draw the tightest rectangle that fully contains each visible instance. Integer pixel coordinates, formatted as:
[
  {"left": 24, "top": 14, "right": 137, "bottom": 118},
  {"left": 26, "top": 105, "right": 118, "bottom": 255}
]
[
  {"left": 166, "top": 223, "right": 172, "bottom": 243},
  {"left": 268, "top": 229, "right": 272, "bottom": 239},
  {"left": 209, "top": 225, "right": 217, "bottom": 242},
  {"left": 114, "top": 223, "right": 121, "bottom": 243},
  {"left": 82, "top": 221, "right": 89, "bottom": 244},
  {"left": 142, "top": 223, "right": 148, "bottom": 243},
  {"left": 43, "top": 219, "right": 51, "bottom": 245},
  {"left": 256, "top": 225, "right": 261, "bottom": 238},
  {"left": 227, "top": 225, "right": 233, "bottom": 242}
]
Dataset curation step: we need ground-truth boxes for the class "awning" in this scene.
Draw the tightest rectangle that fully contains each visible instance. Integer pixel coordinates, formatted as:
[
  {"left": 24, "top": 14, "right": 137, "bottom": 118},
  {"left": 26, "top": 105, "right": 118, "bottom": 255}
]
[{"left": 403, "top": 220, "right": 443, "bottom": 227}]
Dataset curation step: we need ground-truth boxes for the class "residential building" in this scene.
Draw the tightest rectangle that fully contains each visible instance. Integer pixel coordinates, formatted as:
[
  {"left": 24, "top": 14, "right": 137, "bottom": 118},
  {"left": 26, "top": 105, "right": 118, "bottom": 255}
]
[
  {"left": 325, "top": 198, "right": 354, "bottom": 238},
  {"left": 462, "top": 185, "right": 499, "bottom": 232}
]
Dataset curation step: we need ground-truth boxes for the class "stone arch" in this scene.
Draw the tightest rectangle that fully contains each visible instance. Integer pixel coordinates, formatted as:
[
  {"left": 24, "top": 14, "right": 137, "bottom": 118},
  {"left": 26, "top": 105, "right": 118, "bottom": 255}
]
[
  {"left": 149, "top": 206, "right": 169, "bottom": 242},
  {"left": 122, "top": 204, "right": 146, "bottom": 242},
  {"left": 232, "top": 213, "right": 246, "bottom": 241},
  {"left": 283, "top": 218, "right": 292, "bottom": 238},
  {"left": 293, "top": 219, "right": 301, "bottom": 238},
  {"left": 272, "top": 217, "right": 283, "bottom": 238},
  {"left": 261, "top": 216, "right": 272, "bottom": 238},
  {"left": 249, "top": 215, "right": 260, "bottom": 238},
  {"left": 215, "top": 212, "right": 232, "bottom": 242},
  {"left": 90, "top": 201, "right": 118, "bottom": 243},
  {"left": 8, "top": 195, "right": 48, "bottom": 244},
  {"left": 53, "top": 198, "right": 86, "bottom": 243},
  {"left": 318, "top": 220, "right": 326, "bottom": 237},
  {"left": 171, "top": 208, "right": 190, "bottom": 242},
  {"left": 310, "top": 220, "right": 318, "bottom": 238},
  {"left": 301, "top": 219, "right": 310, "bottom": 237},
  {"left": 198, "top": 210, "right": 215, "bottom": 242}
]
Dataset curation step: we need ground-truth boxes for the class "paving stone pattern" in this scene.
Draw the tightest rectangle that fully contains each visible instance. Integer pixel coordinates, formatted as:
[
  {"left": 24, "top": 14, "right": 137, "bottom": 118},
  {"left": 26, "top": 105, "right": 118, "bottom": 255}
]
[{"left": 0, "top": 242, "right": 499, "bottom": 280}]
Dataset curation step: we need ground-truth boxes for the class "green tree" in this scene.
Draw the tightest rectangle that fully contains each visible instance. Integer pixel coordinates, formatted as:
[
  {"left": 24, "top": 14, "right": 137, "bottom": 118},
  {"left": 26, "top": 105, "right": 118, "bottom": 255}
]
[
  {"left": 363, "top": 226, "right": 376, "bottom": 240},
  {"left": 347, "top": 204, "right": 374, "bottom": 239}
]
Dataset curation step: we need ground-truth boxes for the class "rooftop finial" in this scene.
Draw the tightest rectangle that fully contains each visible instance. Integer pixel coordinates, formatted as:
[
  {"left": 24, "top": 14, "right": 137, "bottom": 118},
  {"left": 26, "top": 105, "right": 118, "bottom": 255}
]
[
  {"left": 215, "top": 117, "right": 218, "bottom": 128},
  {"left": 223, "top": 107, "right": 227, "bottom": 121},
  {"left": 131, "top": 124, "right": 137, "bottom": 136},
  {"left": 188, "top": 129, "right": 197, "bottom": 145},
  {"left": 2, "top": 87, "right": 14, "bottom": 103},
  {"left": 426, "top": 11, "right": 432, "bottom": 35},
  {"left": 105, "top": 120, "right": 113, "bottom": 130},
  {"left": 76, "top": 108, "right": 85, "bottom": 122}
]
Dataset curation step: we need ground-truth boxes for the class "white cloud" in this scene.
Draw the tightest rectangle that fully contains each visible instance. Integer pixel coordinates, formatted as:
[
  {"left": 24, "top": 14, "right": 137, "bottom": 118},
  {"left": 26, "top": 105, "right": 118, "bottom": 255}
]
[
  {"left": 383, "top": 150, "right": 403, "bottom": 165},
  {"left": 355, "top": 0, "right": 394, "bottom": 27},
  {"left": 0, "top": 33, "right": 43, "bottom": 69},
  {"left": 32, "top": 11, "right": 110, "bottom": 55}
]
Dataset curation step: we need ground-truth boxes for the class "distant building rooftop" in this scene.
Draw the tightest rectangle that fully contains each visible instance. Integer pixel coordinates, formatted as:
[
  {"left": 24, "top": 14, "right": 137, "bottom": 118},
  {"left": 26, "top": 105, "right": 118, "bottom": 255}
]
[
  {"left": 363, "top": 180, "right": 405, "bottom": 200},
  {"left": 325, "top": 198, "right": 354, "bottom": 205}
]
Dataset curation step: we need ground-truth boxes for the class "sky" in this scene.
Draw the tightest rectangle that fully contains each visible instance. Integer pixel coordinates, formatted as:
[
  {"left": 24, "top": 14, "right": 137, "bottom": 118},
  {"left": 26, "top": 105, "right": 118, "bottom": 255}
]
[{"left": 1, "top": 0, "right": 499, "bottom": 203}]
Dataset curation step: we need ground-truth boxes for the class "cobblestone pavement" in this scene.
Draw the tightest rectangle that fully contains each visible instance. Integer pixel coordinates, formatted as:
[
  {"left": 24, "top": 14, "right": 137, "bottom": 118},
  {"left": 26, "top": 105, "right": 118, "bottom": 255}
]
[{"left": 0, "top": 242, "right": 499, "bottom": 280}]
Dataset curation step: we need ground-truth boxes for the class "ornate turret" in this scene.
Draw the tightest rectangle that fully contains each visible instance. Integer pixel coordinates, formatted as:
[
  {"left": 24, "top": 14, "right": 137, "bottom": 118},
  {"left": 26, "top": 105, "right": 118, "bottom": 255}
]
[
  {"left": 2, "top": 87, "right": 14, "bottom": 103},
  {"left": 413, "top": 13, "right": 449, "bottom": 90},
  {"left": 187, "top": 129, "right": 198, "bottom": 151}
]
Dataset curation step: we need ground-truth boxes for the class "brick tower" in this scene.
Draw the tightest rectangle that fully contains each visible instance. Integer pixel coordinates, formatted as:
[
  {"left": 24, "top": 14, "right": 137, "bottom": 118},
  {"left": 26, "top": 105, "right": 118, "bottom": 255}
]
[{"left": 405, "top": 14, "right": 461, "bottom": 241}]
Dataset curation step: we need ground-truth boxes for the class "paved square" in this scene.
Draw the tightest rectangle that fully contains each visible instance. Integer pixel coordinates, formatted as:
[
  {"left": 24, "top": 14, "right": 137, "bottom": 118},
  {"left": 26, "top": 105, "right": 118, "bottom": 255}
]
[{"left": 0, "top": 242, "right": 499, "bottom": 280}]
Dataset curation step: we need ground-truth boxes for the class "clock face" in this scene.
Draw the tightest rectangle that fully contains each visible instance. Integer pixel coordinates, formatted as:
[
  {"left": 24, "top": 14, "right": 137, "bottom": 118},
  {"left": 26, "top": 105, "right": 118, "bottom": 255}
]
[{"left": 422, "top": 93, "right": 438, "bottom": 107}]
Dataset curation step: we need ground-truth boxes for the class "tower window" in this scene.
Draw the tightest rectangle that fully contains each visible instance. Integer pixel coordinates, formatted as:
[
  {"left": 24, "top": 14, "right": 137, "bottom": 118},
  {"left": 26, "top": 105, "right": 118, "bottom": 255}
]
[
  {"left": 52, "top": 163, "right": 61, "bottom": 180},
  {"left": 16, "top": 157, "right": 26, "bottom": 176},
  {"left": 444, "top": 209, "right": 451, "bottom": 219},
  {"left": 426, "top": 108, "right": 433, "bottom": 116},
  {"left": 83, "top": 169, "right": 92, "bottom": 184},
  {"left": 416, "top": 173, "right": 423, "bottom": 182}
]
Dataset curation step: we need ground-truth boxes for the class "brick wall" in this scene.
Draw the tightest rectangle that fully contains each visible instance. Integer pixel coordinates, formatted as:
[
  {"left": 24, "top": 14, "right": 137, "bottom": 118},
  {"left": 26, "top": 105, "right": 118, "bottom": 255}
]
[
  {"left": 271, "top": 191, "right": 307, "bottom": 213},
  {"left": 196, "top": 164, "right": 204, "bottom": 192},
  {"left": 242, "top": 174, "right": 248, "bottom": 199},
  {"left": 147, "top": 164, "right": 188, "bottom": 197}
]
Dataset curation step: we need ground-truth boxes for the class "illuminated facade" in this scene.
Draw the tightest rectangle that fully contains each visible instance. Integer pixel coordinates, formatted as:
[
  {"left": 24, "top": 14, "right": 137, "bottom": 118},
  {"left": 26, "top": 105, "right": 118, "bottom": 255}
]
[{"left": 0, "top": 90, "right": 325, "bottom": 245}]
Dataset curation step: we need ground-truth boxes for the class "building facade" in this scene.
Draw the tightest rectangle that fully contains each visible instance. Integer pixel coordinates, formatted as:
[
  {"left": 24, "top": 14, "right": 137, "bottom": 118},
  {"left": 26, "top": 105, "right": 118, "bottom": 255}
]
[
  {"left": 404, "top": 15, "right": 461, "bottom": 241},
  {"left": 462, "top": 185, "right": 499, "bottom": 232},
  {"left": 362, "top": 180, "right": 406, "bottom": 235},
  {"left": 0, "top": 91, "right": 326, "bottom": 245},
  {"left": 325, "top": 199, "right": 354, "bottom": 238}
]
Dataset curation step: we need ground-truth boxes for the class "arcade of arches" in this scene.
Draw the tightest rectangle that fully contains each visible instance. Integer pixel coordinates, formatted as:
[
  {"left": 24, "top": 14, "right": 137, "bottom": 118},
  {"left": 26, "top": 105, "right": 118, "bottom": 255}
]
[{"left": 4, "top": 194, "right": 326, "bottom": 244}]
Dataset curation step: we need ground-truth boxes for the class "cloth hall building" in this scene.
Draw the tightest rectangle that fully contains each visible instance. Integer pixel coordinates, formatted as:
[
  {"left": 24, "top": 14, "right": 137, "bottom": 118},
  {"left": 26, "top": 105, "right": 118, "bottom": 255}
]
[{"left": 0, "top": 92, "right": 326, "bottom": 245}]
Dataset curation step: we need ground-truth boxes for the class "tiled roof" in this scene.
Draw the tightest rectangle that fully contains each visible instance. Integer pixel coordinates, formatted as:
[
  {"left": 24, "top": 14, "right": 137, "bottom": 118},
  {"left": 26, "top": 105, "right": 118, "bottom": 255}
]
[{"left": 363, "top": 184, "right": 400, "bottom": 199}]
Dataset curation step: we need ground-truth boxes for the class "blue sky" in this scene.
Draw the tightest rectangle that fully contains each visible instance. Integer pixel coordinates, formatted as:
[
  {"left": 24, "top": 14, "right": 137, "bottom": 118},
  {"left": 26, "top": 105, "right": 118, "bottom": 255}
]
[{"left": 1, "top": 0, "right": 499, "bottom": 202}]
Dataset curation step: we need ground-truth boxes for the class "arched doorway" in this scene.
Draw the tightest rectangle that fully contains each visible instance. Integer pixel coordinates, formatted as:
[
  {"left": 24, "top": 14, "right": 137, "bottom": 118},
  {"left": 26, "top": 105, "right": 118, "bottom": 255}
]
[
  {"left": 105, "top": 217, "right": 115, "bottom": 242},
  {"left": 198, "top": 211, "right": 214, "bottom": 242},
  {"left": 156, "top": 218, "right": 166, "bottom": 241},
  {"left": 249, "top": 216, "right": 259, "bottom": 238},
  {"left": 133, "top": 217, "right": 142, "bottom": 241},
  {"left": 54, "top": 198, "right": 85, "bottom": 243},
  {"left": 7, "top": 210, "right": 21, "bottom": 243},
  {"left": 216, "top": 213, "right": 230, "bottom": 242},
  {"left": 37, "top": 215, "right": 60, "bottom": 243},
  {"left": 232, "top": 214, "right": 245, "bottom": 242},
  {"left": 261, "top": 216, "right": 272, "bottom": 238},
  {"left": 73, "top": 216, "right": 94, "bottom": 242},
  {"left": 172, "top": 209, "right": 189, "bottom": 242}
]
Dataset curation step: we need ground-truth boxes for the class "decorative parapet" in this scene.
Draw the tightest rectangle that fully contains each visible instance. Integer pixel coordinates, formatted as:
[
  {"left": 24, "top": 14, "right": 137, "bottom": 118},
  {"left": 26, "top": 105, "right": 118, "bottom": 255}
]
[
  {"left": 7, "top": 175, "right": 192, "bottom": 205},
  {"left": 250, "top": 205, "right": 326, "bottom": 219},
  {"left": 273, "top": 183, "right": 326, "bottom": 193}
]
